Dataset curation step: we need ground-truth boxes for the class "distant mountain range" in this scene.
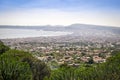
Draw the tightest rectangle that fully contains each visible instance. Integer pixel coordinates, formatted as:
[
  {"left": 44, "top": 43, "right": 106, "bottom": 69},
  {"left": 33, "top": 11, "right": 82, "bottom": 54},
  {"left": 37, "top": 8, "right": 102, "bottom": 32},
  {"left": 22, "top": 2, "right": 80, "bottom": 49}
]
[
  {"left": 0, "top": 24, "right": 120, "bottom": 31},
  {"left": 0, "top": 24, "right": 120, "bottom": 42}
]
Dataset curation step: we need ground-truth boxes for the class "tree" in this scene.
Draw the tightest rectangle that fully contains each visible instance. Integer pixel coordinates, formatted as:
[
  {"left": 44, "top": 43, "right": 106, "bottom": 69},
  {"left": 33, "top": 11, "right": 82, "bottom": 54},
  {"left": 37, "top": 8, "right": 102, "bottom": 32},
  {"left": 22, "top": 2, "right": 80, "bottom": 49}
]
[
  {"left": 87, "top": 57, "right": 94, "bottom": 64},
  {"left": 5, "top": 49, "right": 50, "bottom": 80},
  {"left": 0, "top": 41, "right": 9, "bottom": 54},
  {"left": 22, "top": 57, "right": 51, "bottom": 80},
  {"left": 0, "top": 41, "right": 50, "bottom": 80},
  {"left": 0, "top": 54, "right": 32, "bottom": 80}
]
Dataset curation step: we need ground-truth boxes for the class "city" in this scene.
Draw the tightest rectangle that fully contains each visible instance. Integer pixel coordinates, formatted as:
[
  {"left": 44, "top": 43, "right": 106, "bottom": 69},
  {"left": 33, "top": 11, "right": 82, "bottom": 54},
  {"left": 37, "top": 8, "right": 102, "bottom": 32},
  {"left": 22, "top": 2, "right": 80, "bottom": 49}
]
[{"left": 2, "top": 36, "right": 120, "bottom": 69}]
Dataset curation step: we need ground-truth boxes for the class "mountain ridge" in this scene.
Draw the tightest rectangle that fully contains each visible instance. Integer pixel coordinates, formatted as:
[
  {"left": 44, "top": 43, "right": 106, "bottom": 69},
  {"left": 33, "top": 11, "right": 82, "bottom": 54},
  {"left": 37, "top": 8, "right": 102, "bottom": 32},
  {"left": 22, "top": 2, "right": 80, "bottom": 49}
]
[{"left": 0, "top": 24, "right": 120, "bottom": 42}]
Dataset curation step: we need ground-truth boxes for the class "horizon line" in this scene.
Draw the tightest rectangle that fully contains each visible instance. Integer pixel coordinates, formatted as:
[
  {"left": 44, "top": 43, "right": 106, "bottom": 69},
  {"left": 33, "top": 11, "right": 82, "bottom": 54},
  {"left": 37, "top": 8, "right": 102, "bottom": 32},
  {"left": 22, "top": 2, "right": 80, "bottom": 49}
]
[{"left": 0, "top": 23, "right": 120, "bottom": 28}]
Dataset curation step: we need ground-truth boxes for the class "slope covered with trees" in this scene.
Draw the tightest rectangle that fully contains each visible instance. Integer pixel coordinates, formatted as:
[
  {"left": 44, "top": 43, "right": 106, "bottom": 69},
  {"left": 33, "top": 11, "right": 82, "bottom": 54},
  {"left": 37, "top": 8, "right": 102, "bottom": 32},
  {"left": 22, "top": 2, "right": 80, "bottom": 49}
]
[{"left": 0, "top": 41, "right": 50, "bottom": 80}]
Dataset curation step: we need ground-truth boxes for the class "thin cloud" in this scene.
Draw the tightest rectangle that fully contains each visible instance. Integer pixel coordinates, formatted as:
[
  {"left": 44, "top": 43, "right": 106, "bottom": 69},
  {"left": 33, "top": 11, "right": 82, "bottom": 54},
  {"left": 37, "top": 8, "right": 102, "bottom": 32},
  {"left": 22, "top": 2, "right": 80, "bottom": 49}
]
[{"left": 0, "top": 0, "right": 120, "bottom": 27}]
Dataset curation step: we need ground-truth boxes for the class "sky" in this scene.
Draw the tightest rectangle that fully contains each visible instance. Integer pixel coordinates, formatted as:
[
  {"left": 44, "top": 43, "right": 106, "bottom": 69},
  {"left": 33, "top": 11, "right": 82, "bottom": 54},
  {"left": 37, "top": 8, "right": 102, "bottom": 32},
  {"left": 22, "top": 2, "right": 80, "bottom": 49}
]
[{"left": 0, "top": 0, "right": 120, "bottom": 27}]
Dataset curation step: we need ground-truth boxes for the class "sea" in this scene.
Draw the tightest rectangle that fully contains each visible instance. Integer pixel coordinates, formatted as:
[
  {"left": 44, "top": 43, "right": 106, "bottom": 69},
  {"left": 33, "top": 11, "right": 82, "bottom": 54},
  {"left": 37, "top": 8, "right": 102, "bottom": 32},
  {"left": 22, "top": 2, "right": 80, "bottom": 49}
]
[{"left": 0, "top": 28, "right": 72, "bottom": 39}]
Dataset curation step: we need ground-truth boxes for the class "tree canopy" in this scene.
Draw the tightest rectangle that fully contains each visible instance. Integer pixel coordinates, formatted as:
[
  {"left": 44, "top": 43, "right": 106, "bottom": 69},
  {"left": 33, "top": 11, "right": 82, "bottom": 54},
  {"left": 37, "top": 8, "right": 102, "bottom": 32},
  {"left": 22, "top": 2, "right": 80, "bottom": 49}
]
[{"left": 0, "top": 41, "right": 50, "bottom": 80}]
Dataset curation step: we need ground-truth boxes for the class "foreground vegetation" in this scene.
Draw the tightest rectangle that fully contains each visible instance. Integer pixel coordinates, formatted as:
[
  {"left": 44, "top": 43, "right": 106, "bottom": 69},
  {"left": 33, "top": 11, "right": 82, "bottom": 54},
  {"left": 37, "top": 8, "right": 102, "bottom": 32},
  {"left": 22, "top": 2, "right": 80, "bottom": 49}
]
[
  {"left": 0, "top": 41, "right": 120, "bottom": 80},
  {"left": 44, "top": 51, "right": 120, "bottom": 80},
  {"left": 0, "top": 41, "right": 50, "bottom": 80}
]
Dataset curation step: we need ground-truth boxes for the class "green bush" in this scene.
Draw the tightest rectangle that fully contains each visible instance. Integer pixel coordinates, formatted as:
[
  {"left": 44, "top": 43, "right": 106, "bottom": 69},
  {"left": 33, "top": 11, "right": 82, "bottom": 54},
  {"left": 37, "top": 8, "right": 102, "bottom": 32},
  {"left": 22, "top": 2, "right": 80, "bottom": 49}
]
[
  {"left": 45, "top": 52, "right": 120, "bottom": 80},
  {"left": 0, "top": 54, "right": 32, "bottom": 80},
  {"left": 0, "top": 41, "right": 9, "bottom": 54},
  {"left": 0, "top": 41, "right": 50, "bottom": 80}
]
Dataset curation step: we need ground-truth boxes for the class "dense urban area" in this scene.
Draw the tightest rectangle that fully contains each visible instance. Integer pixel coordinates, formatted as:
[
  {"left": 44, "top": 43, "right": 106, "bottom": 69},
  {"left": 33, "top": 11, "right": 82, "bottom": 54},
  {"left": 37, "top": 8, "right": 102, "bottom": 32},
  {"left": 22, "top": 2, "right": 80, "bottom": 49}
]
[{"left": 2, "top": 36, "right": 120, "bottom": 68}]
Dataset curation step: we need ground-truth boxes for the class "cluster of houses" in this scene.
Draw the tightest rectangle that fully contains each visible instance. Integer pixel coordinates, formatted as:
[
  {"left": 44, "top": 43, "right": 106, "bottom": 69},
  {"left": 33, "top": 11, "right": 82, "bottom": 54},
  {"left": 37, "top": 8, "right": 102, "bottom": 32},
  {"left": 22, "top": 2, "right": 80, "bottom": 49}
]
[
  {"left": 24, "top": 42, "right": 114, "bottom": 67},
  {"left": 3, "top": 40, "right": 116, "bottom": 67}
]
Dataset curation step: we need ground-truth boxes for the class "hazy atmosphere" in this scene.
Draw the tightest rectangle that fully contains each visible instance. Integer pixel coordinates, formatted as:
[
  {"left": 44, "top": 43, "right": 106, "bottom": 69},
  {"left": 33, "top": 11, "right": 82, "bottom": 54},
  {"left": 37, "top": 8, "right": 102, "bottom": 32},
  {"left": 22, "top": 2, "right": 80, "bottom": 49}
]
[
  {"left": 0, "top": 0, "right": 120, "bottom": 80},
  {"left": 0, "top": 0, "right": 120, "bottom": 27}
]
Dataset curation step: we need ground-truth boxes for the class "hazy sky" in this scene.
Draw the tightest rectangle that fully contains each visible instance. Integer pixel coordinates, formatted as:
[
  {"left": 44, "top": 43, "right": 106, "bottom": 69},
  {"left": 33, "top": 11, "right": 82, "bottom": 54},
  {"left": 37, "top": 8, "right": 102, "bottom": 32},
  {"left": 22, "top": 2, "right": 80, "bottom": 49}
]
[{"left": 0, "top": 0, "right": 120, "bottom": 27}]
